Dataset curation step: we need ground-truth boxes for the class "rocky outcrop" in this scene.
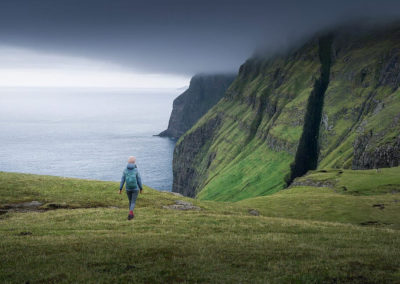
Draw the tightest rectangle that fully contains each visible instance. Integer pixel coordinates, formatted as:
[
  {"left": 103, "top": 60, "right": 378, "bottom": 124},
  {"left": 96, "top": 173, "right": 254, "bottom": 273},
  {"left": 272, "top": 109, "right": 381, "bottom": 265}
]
[
  {"left": 159, "top": 74, "right": 235, "bottom": 138},
  {"left": 352, "top": 133, "right": 400, "bottom": 169},
  {"left": 162, "top": 200, "right": 201, "bottom": 210},
  {"left": 378, "top": 48, "right": 400, "bottom": 90},
  {"left": 290, "top": 178, "right": 336, "bottom": 188}
]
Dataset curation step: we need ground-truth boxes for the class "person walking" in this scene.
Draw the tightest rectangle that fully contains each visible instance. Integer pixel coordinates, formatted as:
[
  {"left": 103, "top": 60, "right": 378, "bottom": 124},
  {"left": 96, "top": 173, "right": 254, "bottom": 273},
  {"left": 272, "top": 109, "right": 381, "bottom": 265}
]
[{"left": 119, "top": 156, "right": 143, "bottom": 220}]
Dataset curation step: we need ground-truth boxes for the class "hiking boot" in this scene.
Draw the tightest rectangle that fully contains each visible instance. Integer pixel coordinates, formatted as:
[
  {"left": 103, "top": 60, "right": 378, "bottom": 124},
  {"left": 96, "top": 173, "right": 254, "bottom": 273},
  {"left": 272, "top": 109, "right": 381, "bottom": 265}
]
[{"left": 128, "top": 213, "right": 134, "bottom": 220}]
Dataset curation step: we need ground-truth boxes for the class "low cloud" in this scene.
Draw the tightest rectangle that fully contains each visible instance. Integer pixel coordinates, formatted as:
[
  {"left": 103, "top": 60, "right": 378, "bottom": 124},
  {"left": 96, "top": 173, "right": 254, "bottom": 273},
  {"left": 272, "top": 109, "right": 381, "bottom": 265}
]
[
  {"left": 0, "top": 46, "right": 189, "bottom": 88},
  {"left": 1, "top": 0, "right": 400, "bottom": 75}
]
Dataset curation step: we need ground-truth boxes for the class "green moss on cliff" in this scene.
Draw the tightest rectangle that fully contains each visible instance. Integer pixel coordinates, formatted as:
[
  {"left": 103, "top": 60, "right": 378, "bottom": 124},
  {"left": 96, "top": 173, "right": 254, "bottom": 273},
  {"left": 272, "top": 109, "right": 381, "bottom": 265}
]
[
  {"left": 197, "top": 142, "right": 292, "bottom": 201},
  {"left": 174, "top": 26, "right": 400, "bottom": 201},
  {"left": 318, "top": 30, "right": 400, "bottom": 169},
  {"left": 173, "top": 40, "right": 321, "bottom": 201}
]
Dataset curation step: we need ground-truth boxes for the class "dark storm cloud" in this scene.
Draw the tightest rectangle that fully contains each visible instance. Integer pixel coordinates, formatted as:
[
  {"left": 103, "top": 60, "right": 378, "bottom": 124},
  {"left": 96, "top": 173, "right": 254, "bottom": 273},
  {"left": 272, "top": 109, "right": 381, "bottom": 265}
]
[{"left": 1, "top": 0, "right": 400, "bottom": 75}]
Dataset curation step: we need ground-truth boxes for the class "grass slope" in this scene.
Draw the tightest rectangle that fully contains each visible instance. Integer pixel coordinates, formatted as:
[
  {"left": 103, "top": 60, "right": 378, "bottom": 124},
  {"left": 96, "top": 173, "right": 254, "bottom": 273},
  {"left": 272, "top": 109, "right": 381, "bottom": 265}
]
[
  {"left": 1, "top": 170, "right": 400, "bottom": 283},
  {"left": 239, "top": 167, "right": 400, "bottom": 229},
  {"left": 197, "top": 142, "right": 292, "bottom": 201}
]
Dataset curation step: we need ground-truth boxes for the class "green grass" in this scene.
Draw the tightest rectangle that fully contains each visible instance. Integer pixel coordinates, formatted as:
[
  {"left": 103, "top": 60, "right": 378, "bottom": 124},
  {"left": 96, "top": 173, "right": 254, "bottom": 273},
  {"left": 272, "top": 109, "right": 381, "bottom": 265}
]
[
  {"left": 0, "top": 172, "right": 197, "bottom": 211},
  {"left": 1, "top": 171, "right": 400, "bottom": 283},
  {"left": 239, "top": 186, "right": 400, "bottom": 229},
  {"left": 302, "top": 167, "right": 400, "bottom": 195},
  {"left": 238, "top": 166, "right": 400, "bottom": 229},
  {"left": 197, "top": 142, "right": 292, "bottom": 201}
]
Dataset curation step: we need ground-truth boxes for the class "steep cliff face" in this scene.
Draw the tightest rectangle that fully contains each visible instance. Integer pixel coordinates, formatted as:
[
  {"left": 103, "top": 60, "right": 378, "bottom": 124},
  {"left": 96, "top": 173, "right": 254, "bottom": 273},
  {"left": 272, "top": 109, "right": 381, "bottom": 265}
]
[
  {"left": 173, "top": 115, "right": 222, "bottom": 197},
  {"left": 159, "top": 74, "right": 235, "bottom": 138},
  {"left": 173, "top": 40, "right": 322, "bottom": 200},
  {"left": 173, "top": 25, "right": 400, "bottom": 201},
  {"left": 287, "top": 34, "right": 333, "bottom": 184}
]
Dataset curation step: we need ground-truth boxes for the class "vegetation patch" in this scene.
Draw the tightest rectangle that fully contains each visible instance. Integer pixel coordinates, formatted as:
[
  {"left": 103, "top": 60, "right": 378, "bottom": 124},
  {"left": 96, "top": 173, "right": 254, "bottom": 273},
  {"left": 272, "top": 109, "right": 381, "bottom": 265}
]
[{"left": 1, "top": 171, "right": 400, "bottom": 282}]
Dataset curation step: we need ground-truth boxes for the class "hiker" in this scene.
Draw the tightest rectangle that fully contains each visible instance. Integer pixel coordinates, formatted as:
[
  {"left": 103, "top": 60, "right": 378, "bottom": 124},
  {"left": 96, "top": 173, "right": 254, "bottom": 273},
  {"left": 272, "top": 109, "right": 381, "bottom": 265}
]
[{"left": 119, "top": 156, "right": 143, "bottom": 220}]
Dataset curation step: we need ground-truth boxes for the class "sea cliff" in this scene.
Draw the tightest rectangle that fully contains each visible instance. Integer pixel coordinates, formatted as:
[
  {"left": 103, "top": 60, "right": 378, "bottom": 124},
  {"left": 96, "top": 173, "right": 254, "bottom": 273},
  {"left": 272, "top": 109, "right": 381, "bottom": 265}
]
[
  {"left": 173, "top": 25, "right": 400, "bottom": 201},
  {"left": 159, "top": 74, "right": 235, "bottom": 138}
]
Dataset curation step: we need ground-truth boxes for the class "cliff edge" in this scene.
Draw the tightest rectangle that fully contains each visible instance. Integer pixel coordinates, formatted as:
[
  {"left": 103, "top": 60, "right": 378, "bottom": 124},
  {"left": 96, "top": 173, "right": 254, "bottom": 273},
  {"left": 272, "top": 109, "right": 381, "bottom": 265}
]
[{"left": 158, "top": 74, "right": 235, "bottom": 138}]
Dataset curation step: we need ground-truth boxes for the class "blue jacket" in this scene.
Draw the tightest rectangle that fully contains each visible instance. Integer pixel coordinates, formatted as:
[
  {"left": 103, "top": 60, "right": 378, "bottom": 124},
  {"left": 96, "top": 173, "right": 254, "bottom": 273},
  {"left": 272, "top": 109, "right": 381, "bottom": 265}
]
[{"left": 120, "top": 163, "right": 143, "bottom": 190}]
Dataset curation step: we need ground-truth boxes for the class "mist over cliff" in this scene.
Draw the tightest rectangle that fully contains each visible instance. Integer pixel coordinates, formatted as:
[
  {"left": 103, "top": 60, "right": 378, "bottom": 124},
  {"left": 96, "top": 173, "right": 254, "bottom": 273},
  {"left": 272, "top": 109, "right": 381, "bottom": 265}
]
[
  {"left": 159, "top": 74, "right": 235, "bottom": 139},
  {"left": 173, "top": 24, "right": 400, "bottom": 200}
]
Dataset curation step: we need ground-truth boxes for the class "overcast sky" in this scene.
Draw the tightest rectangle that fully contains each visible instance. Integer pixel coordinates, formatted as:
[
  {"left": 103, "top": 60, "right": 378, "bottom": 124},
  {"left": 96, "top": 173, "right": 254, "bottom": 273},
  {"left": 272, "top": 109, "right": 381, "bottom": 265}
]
[{"left": 1, "top": 0, "right": 400, "bottom": 88}]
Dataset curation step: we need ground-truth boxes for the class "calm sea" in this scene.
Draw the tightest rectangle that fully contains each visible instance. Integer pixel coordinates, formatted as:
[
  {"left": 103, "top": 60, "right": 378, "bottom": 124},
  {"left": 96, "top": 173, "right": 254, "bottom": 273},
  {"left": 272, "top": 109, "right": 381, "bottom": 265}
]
[{"left": 0, "top": 88, "right": 178, "bottom": 191}]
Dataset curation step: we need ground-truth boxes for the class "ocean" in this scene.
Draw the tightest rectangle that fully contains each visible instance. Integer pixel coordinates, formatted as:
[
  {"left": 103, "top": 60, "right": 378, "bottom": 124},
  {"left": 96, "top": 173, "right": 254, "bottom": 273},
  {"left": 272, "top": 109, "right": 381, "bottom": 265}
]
[{"left": 0, "top": 88, "right": 178, "bottom": 191}]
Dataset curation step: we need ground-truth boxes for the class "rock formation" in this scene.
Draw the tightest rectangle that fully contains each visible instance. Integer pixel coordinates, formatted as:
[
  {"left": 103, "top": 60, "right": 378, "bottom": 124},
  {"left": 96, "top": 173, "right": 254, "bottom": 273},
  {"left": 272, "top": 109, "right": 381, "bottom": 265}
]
[{"left": 158, "top": 74, "right": 235, "bottom": 138}]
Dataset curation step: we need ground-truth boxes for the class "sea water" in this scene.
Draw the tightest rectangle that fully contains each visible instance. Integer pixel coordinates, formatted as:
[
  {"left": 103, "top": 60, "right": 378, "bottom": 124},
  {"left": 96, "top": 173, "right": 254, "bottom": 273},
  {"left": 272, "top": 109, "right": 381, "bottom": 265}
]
[{"left": 0, "top": 87, "right": 178, "bottom": 191}]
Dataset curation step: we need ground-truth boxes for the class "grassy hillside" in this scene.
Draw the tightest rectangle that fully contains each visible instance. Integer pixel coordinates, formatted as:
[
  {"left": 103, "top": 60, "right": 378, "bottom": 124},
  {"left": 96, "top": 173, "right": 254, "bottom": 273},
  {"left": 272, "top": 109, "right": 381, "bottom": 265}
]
[
  {"left": 1, "top": 170, "right": 400, "bottom": 283},
  {"left": 174, "top": 40, "right": 321, "bottom": 200},
  {"left": 173, "top": 25, "right": 400, "bottom": 201},
  {"left": 239, "top": 166, "right": 400, "bottom": 229}
]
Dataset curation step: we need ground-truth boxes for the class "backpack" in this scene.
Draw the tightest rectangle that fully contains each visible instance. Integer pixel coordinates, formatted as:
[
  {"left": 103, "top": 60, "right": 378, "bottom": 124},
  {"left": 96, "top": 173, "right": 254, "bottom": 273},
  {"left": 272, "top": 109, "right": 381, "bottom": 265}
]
[{"left": 125, "top": 169, "right": 138, "bottom": 189}]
